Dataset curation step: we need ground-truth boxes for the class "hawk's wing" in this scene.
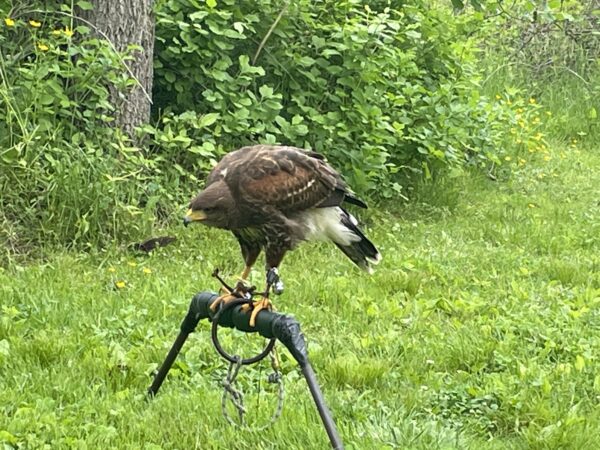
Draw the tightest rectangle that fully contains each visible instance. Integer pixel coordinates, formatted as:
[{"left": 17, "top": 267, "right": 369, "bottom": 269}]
[
  {"left": 205, "top": 150, "right": 246, "bottom": 187},
  {"left": 225, "top": 145, "right": 353, "bottom": 212}
]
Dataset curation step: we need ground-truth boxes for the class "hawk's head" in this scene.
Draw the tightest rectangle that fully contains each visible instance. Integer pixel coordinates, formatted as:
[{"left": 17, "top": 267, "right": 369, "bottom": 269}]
[{"left": 183, "top": 181, "right": 234, "bottom": 229}]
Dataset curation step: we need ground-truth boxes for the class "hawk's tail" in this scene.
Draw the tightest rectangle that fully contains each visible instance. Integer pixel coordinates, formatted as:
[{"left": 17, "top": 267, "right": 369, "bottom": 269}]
[{"left": 334, "top": 209, "right": 381, "bottom": 274}]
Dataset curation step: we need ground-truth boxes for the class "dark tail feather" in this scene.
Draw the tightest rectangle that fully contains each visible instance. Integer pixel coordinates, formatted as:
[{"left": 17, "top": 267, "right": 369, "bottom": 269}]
[
  {"left": 319, "top": 189, "right": 368, "bottom": 209},
  {"left": 335, "top": 209, "right": 381, "bottom": 273},
  {"left": 343, "top": 193, "right": 368, "bottom": 209}
]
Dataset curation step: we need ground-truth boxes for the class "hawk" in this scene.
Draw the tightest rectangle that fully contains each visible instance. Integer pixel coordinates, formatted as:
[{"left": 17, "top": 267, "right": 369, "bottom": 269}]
[{"left": 184, "top": 145, "right": 381, "bottom": 325}]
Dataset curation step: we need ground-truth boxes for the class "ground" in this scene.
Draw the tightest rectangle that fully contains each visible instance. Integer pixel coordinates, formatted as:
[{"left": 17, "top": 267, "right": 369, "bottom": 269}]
[{"left": 0, "top": 141, "right": 599, "bottom": 449}]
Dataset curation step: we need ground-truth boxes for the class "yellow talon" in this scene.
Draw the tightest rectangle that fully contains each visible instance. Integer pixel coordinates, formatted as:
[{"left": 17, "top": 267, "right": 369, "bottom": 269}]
[
  {"left": 248, "top": 297, "right": 272, "bottom": 327},
  {"left": 210, "top": 291, "right": 236, "bottom": 312}
]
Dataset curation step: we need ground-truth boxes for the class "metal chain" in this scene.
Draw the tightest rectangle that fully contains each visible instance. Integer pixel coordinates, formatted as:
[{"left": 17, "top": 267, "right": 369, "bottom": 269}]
[
  {"left": 220, "top": 346, "right": 284, "bottom": 431},
  {"left": 221, "top": 355, "right": 246, "bottom": 425}
]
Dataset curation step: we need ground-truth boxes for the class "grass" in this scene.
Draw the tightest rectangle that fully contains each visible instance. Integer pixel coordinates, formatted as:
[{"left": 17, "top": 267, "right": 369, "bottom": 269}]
[
  {"left": 1, "top": 140, "right": 599, "bottom": 449},
  {"left": 483, "top": 63, "right": 599, "bottom": 146}
]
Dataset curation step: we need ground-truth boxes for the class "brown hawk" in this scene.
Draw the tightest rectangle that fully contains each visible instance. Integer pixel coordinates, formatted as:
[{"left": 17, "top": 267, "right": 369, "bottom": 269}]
[{"left": 184, "top": 145, "right": 381, "bottom": 325}]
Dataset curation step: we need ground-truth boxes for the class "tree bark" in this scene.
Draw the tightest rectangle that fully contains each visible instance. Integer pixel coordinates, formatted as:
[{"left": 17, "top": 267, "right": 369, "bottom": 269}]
[{"left": 79, "top": 0, "right": 154, "bottom": 138}]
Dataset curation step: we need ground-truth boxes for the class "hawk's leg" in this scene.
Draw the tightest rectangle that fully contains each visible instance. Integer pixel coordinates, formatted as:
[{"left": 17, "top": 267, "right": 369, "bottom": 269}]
[
  {"left": 211, "top": 240, "right": 261, "bottom": 313},
  {"left": 245, "top": 223, "right": 289, "bottom": 327},
  {"left": 241, "top": 265, "right": 252, "bottom": 280},
  {"left": 247, "top": 267, "right": 283, "bottom": 327},
  {"left": 236, "top": 235, "right": 262, "bottom": 282}
]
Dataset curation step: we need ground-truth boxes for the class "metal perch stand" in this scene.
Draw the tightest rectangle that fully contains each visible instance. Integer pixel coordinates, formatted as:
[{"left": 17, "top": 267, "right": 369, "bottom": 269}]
[{"left": 148, "top": 290, "right": 344, "bottom": 450}]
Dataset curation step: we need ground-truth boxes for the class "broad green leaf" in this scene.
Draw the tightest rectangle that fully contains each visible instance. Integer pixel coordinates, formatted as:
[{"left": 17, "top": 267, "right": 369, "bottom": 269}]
[
  {"left": 233, "top": 22, "right": 244, "bottom": 34},
  {"left": 274, "top": 116, "right": 288, "bottom": 127},
  {"left": 259, "top": 85, "right": 274, "bottom": 98},
  {"left": 198, "top": 113, "right": 220, "bottom": 128},
  {"left": 164, "top": 72, "right": 175, "bottom": 83},
  {"left": 77, "top": 1, "right": 94, "bottom": 10},
  {"left": 39, "top": 94, "right": 55, "bottom": 105}
]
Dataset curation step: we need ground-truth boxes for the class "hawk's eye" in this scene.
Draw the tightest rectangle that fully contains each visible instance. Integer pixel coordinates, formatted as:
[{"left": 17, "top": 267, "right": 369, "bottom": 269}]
[{"left": 204, "top": 207, "right": 215, "bottom": 213}]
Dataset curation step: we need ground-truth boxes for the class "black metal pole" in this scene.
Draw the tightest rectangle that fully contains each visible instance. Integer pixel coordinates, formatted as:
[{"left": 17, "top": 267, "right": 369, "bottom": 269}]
[
  {"left": 148, "top": 291, "right": 345, "bottom": 449},
  {"left": 147, "top": 296, "right": 207, "bottom": 396},
  {"left": 147, "top": 330, "right": 190, "bottom": 397},
  {"left": 301, "top": 362, "right": 344, "bottom": 450}
]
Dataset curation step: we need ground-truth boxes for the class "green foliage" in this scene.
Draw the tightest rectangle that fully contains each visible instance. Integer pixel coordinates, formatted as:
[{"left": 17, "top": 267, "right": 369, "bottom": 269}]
[
  {"left": 152, "top": 0, "right": 513, "bottom": 196},
  {"left": 0, "top": 4, "right": 174, "bottom": 257},
  {"left": 1, "top": 140, "right": 599, "bottom": 448},
  {"left": 2, "top": 0, "right": 594, "bottom": 254},
  {"left": 476, "top": 0, "right": 599, "bottom": 143}
]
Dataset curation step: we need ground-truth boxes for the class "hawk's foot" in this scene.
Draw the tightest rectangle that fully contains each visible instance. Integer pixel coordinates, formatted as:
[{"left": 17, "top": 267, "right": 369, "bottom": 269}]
[
  {"left": 210, "top": 291, "right": 237, "bottom": 312},
  {"left": 242, "top": 297, "right": 273, "bottom": 327},
  {"left": 233, "top": 278, "right": 253, "bottom": 294},
  {"left": 211, "top": 278, "right": 255, "bottom": 312}
]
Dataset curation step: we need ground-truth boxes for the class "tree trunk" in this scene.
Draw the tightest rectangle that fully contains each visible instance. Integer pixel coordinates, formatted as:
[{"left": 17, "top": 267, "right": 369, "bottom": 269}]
[{"left": 79, "top": 0, "right": 154, "bottom": 138}]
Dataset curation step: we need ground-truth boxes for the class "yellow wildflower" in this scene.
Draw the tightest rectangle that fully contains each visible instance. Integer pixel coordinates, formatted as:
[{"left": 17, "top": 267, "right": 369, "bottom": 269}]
[
  {"left": 517, "top": 108, "right": 524, "bottom": 114},
  {"left": 143, "top": 267, "right": 152, "bottom": 274},
  {"left": 29, "top": 19, "right": 41, "bottom": 28},
  {"left": 546, "top": 111, "right": 552, "bottom": 116},
  {"left": 108, "top": 267, "right": 116, "bottom": 273},
  {"left": 64, "top": 26, "right": 74, "bottom": 37},
  {"left": 495, "top": 94, "right": 501, "bottom": 100},
  {"left": 115, "top": 280, "right": 126, "bottom": 289},
  {"left": 4, "top": 18, "right": 15, "bottom": 27},
  {"left": 127, "top": 261, "right": 137, "bottom": 267},
  {"left": 528, "top": 203, "right": 536, "bottom": 208},
  {"left": 534, "top": 133, "right": 543, "bottom": 141},
  {"left": 529, "top": 98, "right": 536, "bottom": 104},
  {"left": 504, "top": 156, "right": 512, "bottom": 161},
  {"left": 51, "top": 29, "right": 62, "bottom": 36},
  {"left": 518, "top": 158, "right": 526, "bottom": 166},
  {"left": 572, "top": 139, "right": 578, "bottom": 144},
  {"left": 37, "top": 42, "right": 49, "bottom": 51}
]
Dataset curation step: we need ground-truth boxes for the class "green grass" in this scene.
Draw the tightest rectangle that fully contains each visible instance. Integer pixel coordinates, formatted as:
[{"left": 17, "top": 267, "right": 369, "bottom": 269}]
[
  {"left": 1, "top": 142, "right": 599, "bottom": 449},
  {"left": 481, "top": 62, "right": 599, "bottom": 145}
]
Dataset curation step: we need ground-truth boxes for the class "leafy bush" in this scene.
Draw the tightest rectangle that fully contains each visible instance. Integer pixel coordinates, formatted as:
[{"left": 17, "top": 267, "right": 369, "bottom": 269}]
[
  {"left": 0, "top": 0, "right": 555, "bottom": 257},
  {"left": 152, "top": 0, "right": 514, "bottom": 196},
  {"left": 0, "top": 5, "right": 167, "bottom": 257}
]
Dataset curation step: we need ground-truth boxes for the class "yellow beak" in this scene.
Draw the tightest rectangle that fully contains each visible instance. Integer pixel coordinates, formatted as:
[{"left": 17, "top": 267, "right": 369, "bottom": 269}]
[{"left": 183, "top": 208, "right": 206, "bottom": 226}]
